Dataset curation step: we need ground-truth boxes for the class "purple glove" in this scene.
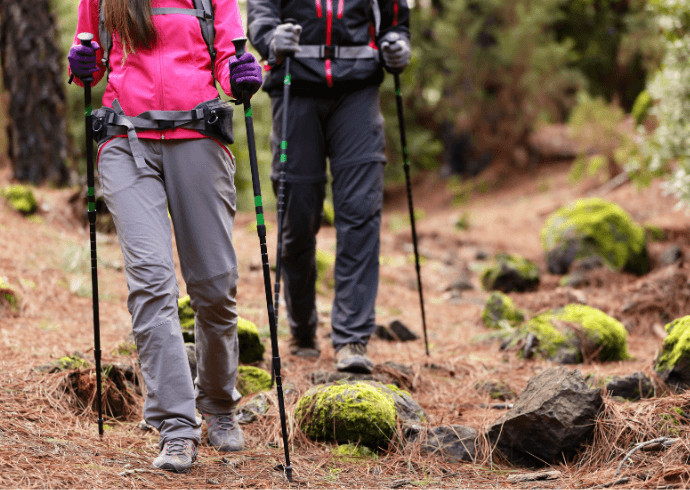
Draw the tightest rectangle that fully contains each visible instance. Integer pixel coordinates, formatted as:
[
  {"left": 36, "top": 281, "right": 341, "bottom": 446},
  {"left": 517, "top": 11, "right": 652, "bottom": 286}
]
[
  {"left": 68, "top": 40, "right": 100, "bottom": 79},
  {"left": 229, "top": 52, "right": 263, "bottom": 102}
]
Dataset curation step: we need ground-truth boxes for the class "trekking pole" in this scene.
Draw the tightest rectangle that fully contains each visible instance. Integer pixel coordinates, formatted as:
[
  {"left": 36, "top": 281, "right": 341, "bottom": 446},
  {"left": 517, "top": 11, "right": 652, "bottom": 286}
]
[
  {"left": 232, "top": 38, "right": 293, "bottom": 483},
  {"left": 70, "top": 32, "right": 105, "bottom": 436},
  {"left": 272, "top": 18, "right": 297, "bottom": 387},
  {"left": 382, "top": 44, "right": 430, "bottom": 355}
]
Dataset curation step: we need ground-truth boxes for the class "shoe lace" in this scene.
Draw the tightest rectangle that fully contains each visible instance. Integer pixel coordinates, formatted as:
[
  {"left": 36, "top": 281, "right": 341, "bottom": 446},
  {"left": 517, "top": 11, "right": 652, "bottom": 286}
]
[
  {"left": 350, "top": 343, "right": 366, "bottom": 355},
  {"left": 164, "top": 438, "right": 189, "bottom": 456},
  {"left": 214, "top": 414, "right": 237, "bottom": 431}
]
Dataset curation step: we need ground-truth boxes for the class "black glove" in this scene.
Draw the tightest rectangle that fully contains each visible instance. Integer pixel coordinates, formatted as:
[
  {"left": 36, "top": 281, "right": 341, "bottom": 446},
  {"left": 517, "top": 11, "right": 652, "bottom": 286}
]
[
  {"left": 269, "top": 22, "right": 302, "bottom": 64},
  {"left": 380, "top": 31, "right": 411, "bottom": 73}
]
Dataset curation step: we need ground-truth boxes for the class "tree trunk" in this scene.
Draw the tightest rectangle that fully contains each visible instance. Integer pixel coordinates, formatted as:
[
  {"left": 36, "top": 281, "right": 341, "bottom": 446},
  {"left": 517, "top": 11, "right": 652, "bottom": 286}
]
[{"left": 0, "top": 0, "right": 70, "bottom": 186}]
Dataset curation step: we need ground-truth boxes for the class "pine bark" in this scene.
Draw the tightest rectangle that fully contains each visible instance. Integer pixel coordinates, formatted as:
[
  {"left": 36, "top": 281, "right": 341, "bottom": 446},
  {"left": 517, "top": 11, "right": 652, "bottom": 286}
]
[{"left": 0, "top": 0, "right": 70, "bottom": 185}]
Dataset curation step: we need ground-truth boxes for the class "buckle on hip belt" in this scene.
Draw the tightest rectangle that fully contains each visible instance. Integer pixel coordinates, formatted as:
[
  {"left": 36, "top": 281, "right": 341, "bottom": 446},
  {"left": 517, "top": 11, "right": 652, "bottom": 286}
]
[
  {"left": 157, "top": 120, "right": 175, "bottom": 130},
  {"left": 321, "top": 45, "right": 338, "bottom": 59}
]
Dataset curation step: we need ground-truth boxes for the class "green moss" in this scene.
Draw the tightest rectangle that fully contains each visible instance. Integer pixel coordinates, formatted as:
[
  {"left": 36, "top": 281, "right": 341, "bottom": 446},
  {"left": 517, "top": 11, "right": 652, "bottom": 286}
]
[
  {"left": 111, "top": 341, "right": 137, "bottom": 356},
  {"left": 655, "top": 316, "right": 690, "bottom": 374},
  {"left": 323, "top": 199, "right": 335, "bottom": 226},
  {"left": 540, "top": 198, "right": 648, "bottom": 275},
  {"left": 558, "top": 304, "right": 629, "bottom": 361},
  {"left": 332, "top": 443, "right": 378, "bottom": 460},
  {"left": 480, "top": 253, "right": 540, "bottom": 292},
  {"left": 0, "top": 277, "right": 19, "bottom": 310},
  {"left": 644, "top": 224, "right": 665, "bottom": 242},
  {"left": 296, "top": 382, "right": 396, "bottom": 448},
  {"left": 1, "top": 185, "right": 38, "bottom": 215},
  {"left": 385, "top": 384, "right": 411, "bottom": 399},
  {"left": 238, "top": 317, "right": 265, "bottom": 364},
  {"left": 56, "top": 355, "right": 91, "bottom": 371},
  {"left": 236, "top": 366, "right": 272, "bottom": 396},
  {"left": 482, "top": 292, "right": 525, "bottom": 329},
  {"left": 519, "top": 304, "right": 628, "bottom": 361},
  {"left": 631, "top": 90, "right": 652, "bottom": 125},
  {"left": 317, "top": 249, "right": 336, "bottom": 290},
  {"left": 178, "top": 295, "right": 195, "bottom": 342}
]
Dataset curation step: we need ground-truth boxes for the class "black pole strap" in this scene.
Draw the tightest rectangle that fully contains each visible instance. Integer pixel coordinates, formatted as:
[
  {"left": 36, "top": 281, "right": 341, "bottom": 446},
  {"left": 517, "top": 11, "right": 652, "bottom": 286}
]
[{"left": 232, "top": 38, "right": 293, "bottom": 483}]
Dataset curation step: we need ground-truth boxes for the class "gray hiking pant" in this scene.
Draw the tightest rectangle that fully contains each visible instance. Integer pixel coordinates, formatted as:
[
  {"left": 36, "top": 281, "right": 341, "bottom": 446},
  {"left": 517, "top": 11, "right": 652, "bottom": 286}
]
[
  {"left": 270, "top": 85, "right": 386, "bottom": 349},
  {"left": 98, "top": 137, "right": 242, "bottom": 448}
]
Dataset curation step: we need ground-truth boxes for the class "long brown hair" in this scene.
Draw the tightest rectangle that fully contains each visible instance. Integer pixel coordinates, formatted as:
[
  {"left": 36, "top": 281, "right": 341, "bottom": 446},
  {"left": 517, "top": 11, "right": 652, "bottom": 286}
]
[{"left": 103, "top": 0, "right": 157, "bottom": 56}]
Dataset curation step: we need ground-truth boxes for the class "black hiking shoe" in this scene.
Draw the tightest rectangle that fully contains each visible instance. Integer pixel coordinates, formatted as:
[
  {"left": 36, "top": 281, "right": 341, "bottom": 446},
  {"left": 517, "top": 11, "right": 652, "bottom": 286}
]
[
  {"left": 289, "top": 336, "right": 321, "bottom": 359},
  {"left": 335, "top": 343, "right": 373, "bottom": 374}
]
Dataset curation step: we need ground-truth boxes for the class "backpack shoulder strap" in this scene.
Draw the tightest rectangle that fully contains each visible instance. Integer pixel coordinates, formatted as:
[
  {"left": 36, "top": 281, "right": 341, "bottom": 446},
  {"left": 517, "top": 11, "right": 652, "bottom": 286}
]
[
  {"left": 99, "top": 0, "right": 113, "bottom": 79},
  {"left": 192, "top": 0, "right": 217, "bottom": 79}
]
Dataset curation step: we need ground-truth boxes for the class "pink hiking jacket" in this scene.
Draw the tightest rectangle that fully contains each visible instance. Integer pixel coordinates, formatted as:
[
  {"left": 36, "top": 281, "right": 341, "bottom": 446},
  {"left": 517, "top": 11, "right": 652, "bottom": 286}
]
[{"left": 72, "top": 0, "right": 244, "bottom": 140}]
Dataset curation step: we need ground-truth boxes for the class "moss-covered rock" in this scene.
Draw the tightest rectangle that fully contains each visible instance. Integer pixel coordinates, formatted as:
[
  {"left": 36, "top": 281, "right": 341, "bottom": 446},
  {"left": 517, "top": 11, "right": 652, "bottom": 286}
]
[
  {"left": 480, "top": 253, "right": 540, "bottom": 293},
  {"left": 35, "top": 353, "right": 92, "bottom": 373},
  {"left": 296, "top": 382, "right": 396, "bottom": 448},
  {"left": 178, "top": 295, "right": 265, "bottom": 363},
  {"left": 2, "top": 185, "right": 38, "bottom": 215},
  {"left": 238, "top": 317, "right": 265, "bottom": 364},
  {"left": 0, "top": 277, "right": 19, "bottom": 310},
  {"left": 482, "top": 292, "right": 525, "bottom": 329},
  {"left": 332, "top": 443, "right": 378, "bottom": 460},
  {"left": 655, "top": 316, "right": 690, "bottom": 390},
  {"left": 511, "top": 304, "right": 629, "bottom": 363},
  {"left": 236, "top": 366, "right": 272, "bottom": 396},
  {"left": 541, "top": 198, "right": 648, "bottom": 275}
]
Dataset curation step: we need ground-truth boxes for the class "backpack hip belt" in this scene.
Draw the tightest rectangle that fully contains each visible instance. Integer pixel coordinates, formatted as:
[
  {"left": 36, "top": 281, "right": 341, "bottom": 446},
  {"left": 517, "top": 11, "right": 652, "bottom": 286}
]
[
  {"left": 92, "top": 98, "right": 234, "bottom": 166},
  {"left": 294, "top": 45, "right": 379, "bottom": 61}
]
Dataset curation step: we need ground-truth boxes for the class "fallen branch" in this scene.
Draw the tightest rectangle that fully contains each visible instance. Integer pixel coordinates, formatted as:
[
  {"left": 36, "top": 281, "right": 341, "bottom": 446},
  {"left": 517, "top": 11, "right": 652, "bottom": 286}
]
[{"left": 615, "top": 437, "right": 680, "bottom": 477}]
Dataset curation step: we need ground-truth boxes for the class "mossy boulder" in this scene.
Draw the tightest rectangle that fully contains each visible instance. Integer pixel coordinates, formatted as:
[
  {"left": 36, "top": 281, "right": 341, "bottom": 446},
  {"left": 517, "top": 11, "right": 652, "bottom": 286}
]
[
  {"left": 541, "top": 198, "right": 648, "bottom": 275},
  {"left": 480, "top": 253, "right": 540, "bottom": 293},
  {"left": 332, "top": 443, "right": 378, "bottom": 460},
  {"left": 178, "top": 295, "right": 265, "bottom": 363},
  {"left": 508, "top": 304, "right": 629, "bottom": 363},
  {"left": 296, "top": 382, "right": 397, "bottom": 448},
  {"left": 482, "top": 292, "right": 525, "bottom": 329},
  {"left": 2, "top": 185, "right": 38, "bottom": 215},
  {"left": 654, "top": 316, "right": 690, "bottom": 390},
  {"left": 0, "top": 277, "right": 20, "bottom": 310},
  {"left": 236, "top": 366, "right": 272, "bottom": 396}
]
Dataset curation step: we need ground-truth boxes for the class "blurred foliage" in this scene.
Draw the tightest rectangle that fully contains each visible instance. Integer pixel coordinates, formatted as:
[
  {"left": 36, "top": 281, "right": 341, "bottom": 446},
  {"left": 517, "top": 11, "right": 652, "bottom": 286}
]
[
  {"left": 40, "top": 0, "right": 660, "bottom": 206},
  {"left": 567, "top": 92, "right": 639, "bottom": 183},
  {"left": 629, "top": 0, "right": 690, "bottom": 204}
]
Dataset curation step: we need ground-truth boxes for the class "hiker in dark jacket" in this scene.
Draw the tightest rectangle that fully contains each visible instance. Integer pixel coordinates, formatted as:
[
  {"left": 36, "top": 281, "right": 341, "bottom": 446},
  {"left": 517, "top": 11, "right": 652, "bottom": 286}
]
[{"left": 247, "top": 0, "right": 411, "bottom": 373}]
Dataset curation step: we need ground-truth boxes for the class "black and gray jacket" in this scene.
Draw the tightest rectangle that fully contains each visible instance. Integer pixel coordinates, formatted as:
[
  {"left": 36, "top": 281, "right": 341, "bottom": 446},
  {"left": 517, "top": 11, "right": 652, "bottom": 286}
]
[{"left": 247, "top": 0, "right": 410, "bottom": 96}]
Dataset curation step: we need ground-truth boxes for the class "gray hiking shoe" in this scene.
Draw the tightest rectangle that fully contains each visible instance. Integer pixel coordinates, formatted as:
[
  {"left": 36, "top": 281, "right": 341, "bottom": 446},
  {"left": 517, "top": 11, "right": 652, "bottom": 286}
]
[
  {"left": 152, "top": 438, "right": 197, "bottom": 473},
  {"left": 289, "top": 336, "right": 320, "bottom": 358},
  {"left": 203, "top": 413, "right": 244, "bottom": 451},
  {"left": 335, "top": 343, "right": 374, "bottom": 374}
]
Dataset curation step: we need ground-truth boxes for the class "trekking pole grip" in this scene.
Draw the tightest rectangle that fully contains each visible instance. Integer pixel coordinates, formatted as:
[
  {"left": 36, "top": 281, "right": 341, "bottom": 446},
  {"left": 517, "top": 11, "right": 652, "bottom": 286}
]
[{"left": 77, "top": 32, "right": 95, "bottom": 85}]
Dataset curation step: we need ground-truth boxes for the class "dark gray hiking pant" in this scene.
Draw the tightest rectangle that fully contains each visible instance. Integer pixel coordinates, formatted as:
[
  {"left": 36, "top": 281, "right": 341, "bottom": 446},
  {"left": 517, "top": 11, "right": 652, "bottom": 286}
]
[
  {"left": 98, "top": 137, "right": 242, "bottom": 448},
  {"left": 270, "top": 84, "right": 386, "bottom": 349}
]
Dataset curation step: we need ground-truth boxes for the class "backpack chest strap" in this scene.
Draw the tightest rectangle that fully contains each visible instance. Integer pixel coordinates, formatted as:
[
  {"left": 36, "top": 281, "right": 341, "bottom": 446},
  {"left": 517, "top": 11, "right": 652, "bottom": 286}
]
[{"left": 294, "top": 45, "right": 379, "bottom": 61}]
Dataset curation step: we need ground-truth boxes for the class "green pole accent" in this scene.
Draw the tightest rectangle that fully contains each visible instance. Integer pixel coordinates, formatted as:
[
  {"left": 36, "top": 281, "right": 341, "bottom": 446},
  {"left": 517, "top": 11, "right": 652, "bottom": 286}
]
[
  {"left": 284, "top": 74, "right": 291, "bottom": 84},
  {"left": 257, "top": 213, "right": 265, "bottom": 225},
  {"left": 280, "top": 154, "right": 287, "bottom": 162},
  {"left": 88, "top": 202, "right": 96, "bottom": 212},
  {"left": 396, "top": 88, "right": 401, "bottom": 96},
  {"left": 245, "top": 106, "right": 252, "bottom": 118},
  {"left": 88, "top": 186, "right": 95, "bottom": 196},
  {"left": 255, "top": 195, "right": 262, "bottom": 207},
  {"left": 281, "top": 141, "right": 288, "bottom": 149},
  {"left": 86, "top": 105, "right": 93, "bottom": 116}
]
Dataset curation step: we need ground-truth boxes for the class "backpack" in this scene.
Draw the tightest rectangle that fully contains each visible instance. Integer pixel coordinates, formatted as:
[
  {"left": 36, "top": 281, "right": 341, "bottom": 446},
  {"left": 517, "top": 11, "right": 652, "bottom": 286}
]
[{"left": 98, "top": 0, "right": 217, "bottom": 81}]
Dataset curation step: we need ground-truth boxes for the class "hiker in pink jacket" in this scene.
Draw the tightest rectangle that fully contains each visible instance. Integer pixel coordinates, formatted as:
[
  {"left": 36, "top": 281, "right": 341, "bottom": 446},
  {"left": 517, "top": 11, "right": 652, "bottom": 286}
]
[{"left": 68, "top": 0, "right": 263, "bottom": 473}]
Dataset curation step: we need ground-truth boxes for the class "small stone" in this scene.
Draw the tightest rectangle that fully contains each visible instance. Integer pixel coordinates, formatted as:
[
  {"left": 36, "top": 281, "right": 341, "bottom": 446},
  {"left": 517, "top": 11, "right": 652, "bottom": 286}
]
[
  {"left": 417, "top": 425, "right": 477, "bottom": 463},
  {"left": 605, "top": 372, "right": 654, "bottom": 400},
  {"left": 137, "top": 420, "right": 154, "bottom": 431},
  {"left": 389, "top": 320, "right": 419, "bottom": 341},
  {"left": 660, "top": 245, "right": 683, "bottom": 265},
  {"left": 374, "top": 324, "right": 396, "bottom": 341}
]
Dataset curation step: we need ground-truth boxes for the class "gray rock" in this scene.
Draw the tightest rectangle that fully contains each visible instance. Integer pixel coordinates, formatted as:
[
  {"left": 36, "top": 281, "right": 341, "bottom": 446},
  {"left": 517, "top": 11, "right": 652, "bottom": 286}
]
[
  {"left": 236, "top": 393, "right": 269, "bottom": 424},
  {"left": 374, "top": 324, "right": 396, "bottom": 341},
  {"left": 606, "top": 372, "right": 654, "bottom": 400},
  {"left": 368, "top": 382, "right": 426, "bottom": 429},
  {"left": 417, "top": 425, "right": 477, "bottom": 463},
  {"left": 487, "top": 366, "right": 603, "bottom": 466},
  {"left": 389, "top": 320, "right": 419, "bottom": 341},
  {"left": 185, "top": 343, "right": 197, "bottom": 378},
  {"left": 660, "top": 245, "right": 683, "bottom": 265}
]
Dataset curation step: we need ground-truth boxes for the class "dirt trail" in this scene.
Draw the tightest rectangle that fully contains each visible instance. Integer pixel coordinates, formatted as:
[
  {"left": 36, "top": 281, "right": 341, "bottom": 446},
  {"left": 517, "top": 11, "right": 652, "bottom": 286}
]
[{"left": 1, "top": 160, "right": 690, "bottom": 488}]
